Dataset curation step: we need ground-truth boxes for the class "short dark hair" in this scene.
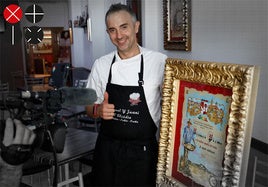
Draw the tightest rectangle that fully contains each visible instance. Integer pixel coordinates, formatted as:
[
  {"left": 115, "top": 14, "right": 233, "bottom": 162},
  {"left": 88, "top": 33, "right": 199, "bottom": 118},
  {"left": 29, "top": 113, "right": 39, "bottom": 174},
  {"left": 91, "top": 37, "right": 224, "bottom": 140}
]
[{"left": 105, "top": 3, "right": 137, "bottom": 25}]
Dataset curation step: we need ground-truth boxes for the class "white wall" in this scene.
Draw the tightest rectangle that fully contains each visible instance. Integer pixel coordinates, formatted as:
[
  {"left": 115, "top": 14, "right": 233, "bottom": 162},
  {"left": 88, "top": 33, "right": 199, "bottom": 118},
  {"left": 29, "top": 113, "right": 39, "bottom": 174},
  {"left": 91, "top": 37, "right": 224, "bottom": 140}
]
[
  {"left": 87, "top": 0, "right": 107, "bottom": 62},
  {"left": 69, "top": 0, "right": 92, "bottom": 69},
  {"left": 142, "top": 0, "right": 268, "bottom": 144}
]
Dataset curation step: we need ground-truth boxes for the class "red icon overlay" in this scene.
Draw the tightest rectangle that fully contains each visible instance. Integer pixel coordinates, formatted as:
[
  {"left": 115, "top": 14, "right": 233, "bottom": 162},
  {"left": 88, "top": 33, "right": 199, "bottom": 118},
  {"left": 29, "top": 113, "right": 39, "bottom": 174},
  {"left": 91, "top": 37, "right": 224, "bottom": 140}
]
[{"left": 3, "top": 4, "right": 23, "bottom": 24}]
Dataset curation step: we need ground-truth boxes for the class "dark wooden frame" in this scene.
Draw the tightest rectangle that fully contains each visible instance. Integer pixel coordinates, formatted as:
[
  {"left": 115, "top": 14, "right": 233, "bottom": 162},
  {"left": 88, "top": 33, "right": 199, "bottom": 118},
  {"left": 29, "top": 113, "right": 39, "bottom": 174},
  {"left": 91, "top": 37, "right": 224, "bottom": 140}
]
[{"left": 163, "top": 0, "right": 191, "bottom": 51}]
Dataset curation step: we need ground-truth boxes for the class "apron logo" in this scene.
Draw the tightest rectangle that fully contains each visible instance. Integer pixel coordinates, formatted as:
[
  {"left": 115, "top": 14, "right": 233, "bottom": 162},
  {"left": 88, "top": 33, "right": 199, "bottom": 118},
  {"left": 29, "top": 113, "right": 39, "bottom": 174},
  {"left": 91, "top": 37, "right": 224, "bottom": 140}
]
[{"left": 129, "top": 93, "right": 141, "bottom": 106}]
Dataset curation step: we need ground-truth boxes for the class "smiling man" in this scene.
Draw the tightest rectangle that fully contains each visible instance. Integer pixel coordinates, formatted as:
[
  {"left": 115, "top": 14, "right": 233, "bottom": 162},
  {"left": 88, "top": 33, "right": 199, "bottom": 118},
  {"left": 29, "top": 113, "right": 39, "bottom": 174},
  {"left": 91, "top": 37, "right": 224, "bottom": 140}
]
[{"left": 85, "top": 3, "right": 167, "bottom": 186}]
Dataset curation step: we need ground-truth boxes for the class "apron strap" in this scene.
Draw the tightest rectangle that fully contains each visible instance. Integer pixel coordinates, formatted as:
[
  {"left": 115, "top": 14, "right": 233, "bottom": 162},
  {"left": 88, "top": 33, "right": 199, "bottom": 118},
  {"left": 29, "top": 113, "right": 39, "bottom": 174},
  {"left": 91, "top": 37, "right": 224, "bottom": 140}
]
[
  {"left": 108, "top": 55, "right": 116, "bottom": 84},
  {"left": 138, "top": 54, "right": 144, "bottom": 86}
]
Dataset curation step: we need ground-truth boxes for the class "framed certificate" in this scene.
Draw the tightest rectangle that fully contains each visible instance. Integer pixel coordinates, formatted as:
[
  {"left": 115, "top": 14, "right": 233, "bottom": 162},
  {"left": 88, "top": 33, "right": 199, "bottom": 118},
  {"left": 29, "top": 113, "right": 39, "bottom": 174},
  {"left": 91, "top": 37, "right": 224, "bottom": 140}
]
[{"left": 157, "top": 58, "right": 260, "bottom": 187}]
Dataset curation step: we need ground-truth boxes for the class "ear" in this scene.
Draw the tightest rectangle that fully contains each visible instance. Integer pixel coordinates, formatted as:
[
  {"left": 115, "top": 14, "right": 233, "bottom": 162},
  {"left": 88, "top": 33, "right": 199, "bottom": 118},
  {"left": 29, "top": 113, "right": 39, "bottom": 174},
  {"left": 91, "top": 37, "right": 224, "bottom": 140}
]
[{"left": 135, "top": 21, "right": 140, "bottom": 34}]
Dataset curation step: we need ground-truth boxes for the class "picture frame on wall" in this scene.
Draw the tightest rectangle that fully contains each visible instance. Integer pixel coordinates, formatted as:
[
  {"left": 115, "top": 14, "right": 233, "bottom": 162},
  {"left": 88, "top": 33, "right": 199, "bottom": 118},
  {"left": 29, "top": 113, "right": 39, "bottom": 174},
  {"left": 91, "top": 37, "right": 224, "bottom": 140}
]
[
  {"left": 156, "top": 58, "right": 260, "bottom": 187},
  {"left": 163, "top": 0, "right": 191, "bottom": 51}
]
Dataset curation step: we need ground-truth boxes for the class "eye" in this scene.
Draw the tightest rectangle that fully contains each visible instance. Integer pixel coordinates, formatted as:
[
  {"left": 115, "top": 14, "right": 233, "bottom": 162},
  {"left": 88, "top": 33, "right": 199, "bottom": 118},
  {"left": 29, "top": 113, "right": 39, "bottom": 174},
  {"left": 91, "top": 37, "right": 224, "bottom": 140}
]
[
  {"left": 108, "top": 28, "right": 116, "bottom": 34},
  {"left": 121, "top": 25, "right": 128, "bottom": 30}
]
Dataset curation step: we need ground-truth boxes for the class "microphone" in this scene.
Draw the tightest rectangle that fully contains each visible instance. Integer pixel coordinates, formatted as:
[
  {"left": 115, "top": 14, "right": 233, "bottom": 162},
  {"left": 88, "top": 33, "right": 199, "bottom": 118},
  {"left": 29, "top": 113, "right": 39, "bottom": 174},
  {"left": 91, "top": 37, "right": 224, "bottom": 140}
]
[{"left": 59, "top": 87, "right": 97, "bottom": 106}]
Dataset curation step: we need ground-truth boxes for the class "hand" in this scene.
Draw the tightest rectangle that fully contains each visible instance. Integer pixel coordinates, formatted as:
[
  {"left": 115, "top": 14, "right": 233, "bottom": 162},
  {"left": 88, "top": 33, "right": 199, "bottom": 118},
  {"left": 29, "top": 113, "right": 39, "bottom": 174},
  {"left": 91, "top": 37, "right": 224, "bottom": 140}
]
[
  {"left": 99, "top": 92, "right": 115, "bottom": 120},
  {"left": 3, "top": 118, "right": 36, "bottom": 147},
  {"left": 1, "top": 118, "right": 36, "bottom": 165}
]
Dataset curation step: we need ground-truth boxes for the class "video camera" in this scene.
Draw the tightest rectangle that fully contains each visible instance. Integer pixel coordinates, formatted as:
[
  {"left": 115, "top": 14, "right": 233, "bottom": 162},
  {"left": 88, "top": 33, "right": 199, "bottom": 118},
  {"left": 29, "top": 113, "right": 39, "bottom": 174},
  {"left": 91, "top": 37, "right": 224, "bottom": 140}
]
[{"left": 0, "top": 87, "right": 97, "bottom": 153}]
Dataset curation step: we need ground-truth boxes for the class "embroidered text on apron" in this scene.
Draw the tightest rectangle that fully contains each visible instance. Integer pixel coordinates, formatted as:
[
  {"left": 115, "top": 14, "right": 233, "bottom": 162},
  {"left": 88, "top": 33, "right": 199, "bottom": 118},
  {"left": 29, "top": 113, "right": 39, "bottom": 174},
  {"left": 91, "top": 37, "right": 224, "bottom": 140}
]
[{"left": 100, "top": 54, "right": 157, "bottom": 140}]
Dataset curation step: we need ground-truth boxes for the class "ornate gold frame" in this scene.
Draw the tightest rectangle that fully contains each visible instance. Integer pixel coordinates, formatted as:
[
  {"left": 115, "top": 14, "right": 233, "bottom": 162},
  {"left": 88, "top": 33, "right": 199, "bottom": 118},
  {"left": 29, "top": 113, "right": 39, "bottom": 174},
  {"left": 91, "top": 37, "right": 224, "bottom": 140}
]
[
  {"left": 156, "top": 58, "right": 260, "bottom": 186},
  {"left": 163, "top": 0, "right": 191, "bottom": 51}
]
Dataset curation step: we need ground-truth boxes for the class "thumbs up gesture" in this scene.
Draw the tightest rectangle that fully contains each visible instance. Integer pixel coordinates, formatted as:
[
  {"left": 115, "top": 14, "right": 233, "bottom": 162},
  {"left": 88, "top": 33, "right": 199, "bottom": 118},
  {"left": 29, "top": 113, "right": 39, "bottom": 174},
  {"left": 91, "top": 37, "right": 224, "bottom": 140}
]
[{"left": 99, "top": 92, "right": 115, "bottom": 120}]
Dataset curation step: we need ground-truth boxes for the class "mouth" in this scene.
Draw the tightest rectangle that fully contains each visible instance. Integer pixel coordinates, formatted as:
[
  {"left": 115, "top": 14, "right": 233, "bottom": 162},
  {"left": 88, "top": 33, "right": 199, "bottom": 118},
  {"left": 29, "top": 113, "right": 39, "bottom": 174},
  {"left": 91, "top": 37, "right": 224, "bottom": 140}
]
[{"left": 117, "top": 39, "right": 126, "bottom": 46}]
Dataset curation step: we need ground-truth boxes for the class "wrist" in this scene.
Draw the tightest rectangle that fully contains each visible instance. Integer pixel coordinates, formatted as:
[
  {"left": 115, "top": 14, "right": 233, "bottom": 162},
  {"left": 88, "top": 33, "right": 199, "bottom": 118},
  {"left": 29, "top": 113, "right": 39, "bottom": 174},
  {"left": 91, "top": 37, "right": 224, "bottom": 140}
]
[{"left": 93, "top": 104, "right": 100, "bottom": 118}]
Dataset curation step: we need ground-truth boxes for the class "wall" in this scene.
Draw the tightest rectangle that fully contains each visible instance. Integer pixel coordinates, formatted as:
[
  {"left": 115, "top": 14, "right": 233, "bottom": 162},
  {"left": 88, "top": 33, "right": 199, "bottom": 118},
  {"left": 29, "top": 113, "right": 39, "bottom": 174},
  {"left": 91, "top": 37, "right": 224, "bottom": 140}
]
[
  {"left": 143, "top": 0, "right": 267, "bottom": 144},
  {"left": 68, "top": 0, "right": 92, "bottom": 69}
]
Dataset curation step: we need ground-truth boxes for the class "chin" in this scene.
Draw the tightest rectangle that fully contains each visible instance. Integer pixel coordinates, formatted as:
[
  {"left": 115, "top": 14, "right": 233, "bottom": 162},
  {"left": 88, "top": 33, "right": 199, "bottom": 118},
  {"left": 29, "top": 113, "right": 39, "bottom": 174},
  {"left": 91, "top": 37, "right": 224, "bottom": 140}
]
[
  {"left": 114, "top": 41, "right": 128, "bottom": 50},
  {"left": 117, "top": 46, "right": 128, "bottom": 52}
]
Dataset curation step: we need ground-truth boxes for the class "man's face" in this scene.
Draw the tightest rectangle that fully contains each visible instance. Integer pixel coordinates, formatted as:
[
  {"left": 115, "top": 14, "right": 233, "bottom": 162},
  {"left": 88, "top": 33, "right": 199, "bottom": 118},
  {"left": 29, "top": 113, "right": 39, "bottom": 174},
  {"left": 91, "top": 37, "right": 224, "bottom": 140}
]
[
  {"left": 106, "top": 10, "right": 140, "bottom": 55},
  {"left": 187, "top": 121, "right": 191, "bottom": 127}
]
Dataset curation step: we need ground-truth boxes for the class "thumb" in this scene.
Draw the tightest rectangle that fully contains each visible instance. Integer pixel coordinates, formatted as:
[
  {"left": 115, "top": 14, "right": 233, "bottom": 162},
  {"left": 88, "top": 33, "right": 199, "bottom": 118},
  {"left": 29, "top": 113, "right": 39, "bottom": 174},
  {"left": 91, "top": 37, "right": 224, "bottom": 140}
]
[{"left": 103, "top": 91, "right": 109, "bottom": 104}]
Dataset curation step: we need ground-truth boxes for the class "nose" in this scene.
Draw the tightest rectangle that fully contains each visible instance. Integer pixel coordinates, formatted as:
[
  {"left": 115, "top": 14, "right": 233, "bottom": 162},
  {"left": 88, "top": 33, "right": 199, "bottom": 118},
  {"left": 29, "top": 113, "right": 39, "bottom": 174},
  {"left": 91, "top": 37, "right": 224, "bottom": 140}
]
[{"left": 116, "top": 30, "right": 123, "bottom": 39}]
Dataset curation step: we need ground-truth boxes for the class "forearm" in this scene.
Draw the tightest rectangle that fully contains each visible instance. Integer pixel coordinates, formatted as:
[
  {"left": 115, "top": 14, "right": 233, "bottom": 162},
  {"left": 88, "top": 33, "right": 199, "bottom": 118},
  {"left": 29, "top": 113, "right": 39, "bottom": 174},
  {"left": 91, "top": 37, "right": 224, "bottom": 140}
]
[
  {"left": 86, "top": 105, "right": 94, "bottom": 118},
  {"left": 0, "top": 156, "right": 22, "bottom": 187}
]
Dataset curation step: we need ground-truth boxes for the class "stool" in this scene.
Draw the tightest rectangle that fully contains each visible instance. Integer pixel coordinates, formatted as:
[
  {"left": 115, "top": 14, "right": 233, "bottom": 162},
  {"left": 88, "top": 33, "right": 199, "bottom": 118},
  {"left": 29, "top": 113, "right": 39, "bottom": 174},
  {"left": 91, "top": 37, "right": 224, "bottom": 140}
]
[
  {"left": 72, "top": 153, "right": 95, "bottom": 186},
  {"left": 57, "top": 163, "right": 84, "bottom": 187}
]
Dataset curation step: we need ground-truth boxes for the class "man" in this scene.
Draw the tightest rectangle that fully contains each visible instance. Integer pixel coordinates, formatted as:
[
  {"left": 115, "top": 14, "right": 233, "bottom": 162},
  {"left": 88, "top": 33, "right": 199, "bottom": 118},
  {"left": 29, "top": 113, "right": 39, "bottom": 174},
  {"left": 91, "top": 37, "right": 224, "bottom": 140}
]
[
  {"left": 0, "top": 118, "right": 36, "bottom": 187},
  {"left": 181, "top": 119, "right": 196, "bottom": 169},
  {"left": 183, "top": 120, "right": 196, "bottom": 146},
  {"left": 85, "top": 3, "right": 167, "bottom": 186}
]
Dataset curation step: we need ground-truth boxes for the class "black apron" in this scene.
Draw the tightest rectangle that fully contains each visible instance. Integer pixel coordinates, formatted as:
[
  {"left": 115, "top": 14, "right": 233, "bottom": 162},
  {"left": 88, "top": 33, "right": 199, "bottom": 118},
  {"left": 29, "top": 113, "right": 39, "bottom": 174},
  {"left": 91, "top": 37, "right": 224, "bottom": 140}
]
[{"left": 92, "top": 54, "right": 158, "bottom": 187}]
